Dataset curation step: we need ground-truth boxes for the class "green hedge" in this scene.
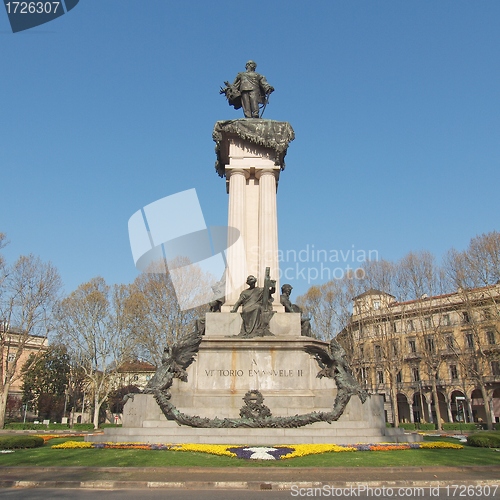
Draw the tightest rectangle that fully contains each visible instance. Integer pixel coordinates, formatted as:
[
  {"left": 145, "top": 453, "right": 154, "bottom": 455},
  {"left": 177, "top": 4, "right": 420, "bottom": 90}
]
[
  {"left": 100, "top": 423, "right": 122, "bottom": 428},
  {"left": 399, "top": 423, "right": 416, "bottom": 430},
  {"left": 72, "top": 423, "right": 95, "bottom": 430},
  {"left": 4, "top": 422, "right": 72, "bottom": 430},
  {"left": 467, "top": 432, "right": 500, "bottom": 448},
  {"left": 418, "top": 423, "right": 436, "bottom": 430},
  {"left": 0, "top": 435, "right": 44, "bottom": 449},
  {"left": 48, "top": 423, "right": 70, "bottom": 430},
  {"left": 442, "top": 423, "right": 478, "bottom": 431},
  {"left": 4, "top": 423, "right": 48, "bottom": 430},
  {"left": 4, "top": 422, "right": 96, "bottom": 431}
]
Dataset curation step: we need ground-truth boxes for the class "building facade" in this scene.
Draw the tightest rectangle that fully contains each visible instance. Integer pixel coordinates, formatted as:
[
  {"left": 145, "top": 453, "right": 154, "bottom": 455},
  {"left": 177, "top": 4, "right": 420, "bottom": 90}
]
[
  {"left": 337, "top": 286, "right": 500, "bottom": 427},
  {"left": 1, "top": 326, "right": 48, "bottom": 399},
  {"left": 114, "top": 360, "right": 157, "bottom": 390}
]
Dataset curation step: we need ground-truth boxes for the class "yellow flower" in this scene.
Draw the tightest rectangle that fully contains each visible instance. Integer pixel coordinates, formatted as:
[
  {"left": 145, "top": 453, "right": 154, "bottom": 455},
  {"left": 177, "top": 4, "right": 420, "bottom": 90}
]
[
  {"left": 173, "top": 444, "right": 237, "bottom": 457},
  {"left": 51, "top": 441, "right": 93, "bottom": 449},
  {"left": 280, "top": 444, "right": 356, "bottom": 459},
  {"left": 419, "top": 442, "right": 463, "bottom": 449}
]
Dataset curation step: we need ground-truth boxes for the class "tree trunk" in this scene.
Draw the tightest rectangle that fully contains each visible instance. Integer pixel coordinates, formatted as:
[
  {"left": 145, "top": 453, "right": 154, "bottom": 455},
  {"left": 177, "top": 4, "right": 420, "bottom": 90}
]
[
  {"left": 0, "top": 384, "right": 11, "bottom": 429},
  {"left": 479, "top": 383, "right": 494, "bottom": 430},
  {"left": 431, "top": 382, "right": 442, "bottom": 431},
  {"left": 389, "top": 373, "right": 399, "bottom": 427},
  {"left": 93, "top": 395, "right": 100, "bottom": 430}
]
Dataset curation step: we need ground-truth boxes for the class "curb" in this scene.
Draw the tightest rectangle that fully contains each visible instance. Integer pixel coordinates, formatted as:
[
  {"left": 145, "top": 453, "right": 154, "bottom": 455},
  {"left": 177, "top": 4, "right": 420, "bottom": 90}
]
[{"left": 0, "top": 479, "right": 499, "bottom": 490}]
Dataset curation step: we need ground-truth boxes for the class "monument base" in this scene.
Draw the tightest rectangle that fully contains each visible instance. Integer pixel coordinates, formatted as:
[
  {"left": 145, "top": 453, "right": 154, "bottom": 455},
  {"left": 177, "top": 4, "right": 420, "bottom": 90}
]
[
  {"left": 87, "top": 334, "right": 418, "bottom": 445},
  {"left": 88, "top": 394, "right": 417, "bottom": 445}
]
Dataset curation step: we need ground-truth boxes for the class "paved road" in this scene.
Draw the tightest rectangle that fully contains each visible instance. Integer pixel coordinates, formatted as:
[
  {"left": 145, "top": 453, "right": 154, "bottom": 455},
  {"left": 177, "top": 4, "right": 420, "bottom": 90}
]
[
  {"left": 0, "top": 466, "right": 499, "bottom": 496},
  {"left": 0, "top": 487, "right": 499, "bottom": 500}
]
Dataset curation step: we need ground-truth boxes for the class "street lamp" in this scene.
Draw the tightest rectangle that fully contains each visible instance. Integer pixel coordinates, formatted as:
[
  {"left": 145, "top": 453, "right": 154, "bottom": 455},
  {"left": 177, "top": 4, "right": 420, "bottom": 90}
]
[
  {"left": 23, "top": 403, "right": 29, "bottom": 424},
  {"left": 456, "top": 396, "right": 466, "bottom": 434},
  {"left": 418, "top": 380, "right": 426, "bottom": 424}
]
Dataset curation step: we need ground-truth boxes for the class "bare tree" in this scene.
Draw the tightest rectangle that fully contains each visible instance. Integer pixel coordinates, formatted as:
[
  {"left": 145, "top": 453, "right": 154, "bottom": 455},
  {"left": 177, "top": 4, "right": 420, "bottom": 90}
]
[
  {"left": 0, "top": 242, "right": 62, "bottom": 428},
  {"left": 351, "top": 259, "right": 405, "bottom": 427},
  {"left": 127, "top": 261, "right": 209, "bottom": 368},
  {"left": 396, "top": 251, "right": 450, "bottom": 430},
  {"left": 55, "top": 277, "right": 135, "bottom": 428},
  {"left": 298, "top": 271, "right": 363, "bottom": 342},
  {"left": 444, "top": 232, "right": 500, "bottom": 430}
]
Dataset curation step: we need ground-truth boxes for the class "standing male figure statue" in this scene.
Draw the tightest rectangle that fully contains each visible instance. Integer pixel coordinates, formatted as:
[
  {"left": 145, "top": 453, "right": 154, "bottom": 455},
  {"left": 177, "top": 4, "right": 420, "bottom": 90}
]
[{"left": 220, "top": 61, "right": 274, "bottom": 118}]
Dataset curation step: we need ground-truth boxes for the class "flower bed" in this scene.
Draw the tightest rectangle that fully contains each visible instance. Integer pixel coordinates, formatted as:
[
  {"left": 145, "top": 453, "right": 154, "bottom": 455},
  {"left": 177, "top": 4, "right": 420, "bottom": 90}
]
[
  {"left": 35, "top": 434, "right": 86, "bottom": 443},
  {"left": 50, "top": 441, "right": 463, "bottom": 457}
]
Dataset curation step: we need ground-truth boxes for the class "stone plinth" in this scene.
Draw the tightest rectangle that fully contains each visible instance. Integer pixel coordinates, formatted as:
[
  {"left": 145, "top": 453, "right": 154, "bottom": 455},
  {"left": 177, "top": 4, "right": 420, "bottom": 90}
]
[
  {"left": 204, "top": 312, "right": 301, "bottom": 337},
  {"left": 87, "top": 336, "right": 413, "bottom": 445}
]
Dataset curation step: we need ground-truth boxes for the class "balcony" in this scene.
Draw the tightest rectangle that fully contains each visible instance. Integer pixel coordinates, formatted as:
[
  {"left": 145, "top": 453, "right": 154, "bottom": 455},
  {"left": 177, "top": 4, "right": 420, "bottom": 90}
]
[
  {"left": 439, "top": 348, "right": 458, "bottom": 358},
  {"left": 404, "top": 351, "right": 421, "bottom": 361}
]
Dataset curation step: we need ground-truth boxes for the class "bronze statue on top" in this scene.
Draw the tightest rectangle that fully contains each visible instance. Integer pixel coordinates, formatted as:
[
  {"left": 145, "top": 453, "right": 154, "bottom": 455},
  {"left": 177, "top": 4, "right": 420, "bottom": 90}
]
[{"left": 220, "top": 60, "right": 274, "bottom": 118}]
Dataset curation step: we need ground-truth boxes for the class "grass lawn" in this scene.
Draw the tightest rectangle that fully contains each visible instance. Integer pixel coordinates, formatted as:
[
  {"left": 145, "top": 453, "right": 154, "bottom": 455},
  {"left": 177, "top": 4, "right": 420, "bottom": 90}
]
[{"left": 0, "top": 436, "right": 498, "bottom": 468}]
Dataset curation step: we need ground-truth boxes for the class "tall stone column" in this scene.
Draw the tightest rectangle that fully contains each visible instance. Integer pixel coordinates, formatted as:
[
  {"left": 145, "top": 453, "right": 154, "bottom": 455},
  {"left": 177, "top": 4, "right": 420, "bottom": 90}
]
[
  {"left": 257, "top": 168, "right": 282, "bottom": 309},
  {"left": 224, "top": 168, "right": 248, "bottom": 306},
  {"left": 213, "top": 119, "right": 295, "bottom": 316}
]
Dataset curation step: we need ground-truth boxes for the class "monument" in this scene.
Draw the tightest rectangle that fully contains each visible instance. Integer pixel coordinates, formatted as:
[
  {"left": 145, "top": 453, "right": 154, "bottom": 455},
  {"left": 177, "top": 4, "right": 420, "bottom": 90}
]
[{"left": 88, "top": 62, "right": 413, "bottom": 445}]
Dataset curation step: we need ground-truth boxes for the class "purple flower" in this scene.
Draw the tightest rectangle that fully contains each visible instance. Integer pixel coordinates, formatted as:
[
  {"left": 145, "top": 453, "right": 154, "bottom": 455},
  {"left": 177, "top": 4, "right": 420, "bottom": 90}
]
[{"left": 227, "top": 446, "right": 295, "bottom": 460}]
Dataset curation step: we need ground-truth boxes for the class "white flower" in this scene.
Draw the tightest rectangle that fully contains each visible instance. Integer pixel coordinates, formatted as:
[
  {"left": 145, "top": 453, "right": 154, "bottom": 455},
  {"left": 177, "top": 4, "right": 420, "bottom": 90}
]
[{"left": 243, "top": 447, "right": 277, "bottom": 460}]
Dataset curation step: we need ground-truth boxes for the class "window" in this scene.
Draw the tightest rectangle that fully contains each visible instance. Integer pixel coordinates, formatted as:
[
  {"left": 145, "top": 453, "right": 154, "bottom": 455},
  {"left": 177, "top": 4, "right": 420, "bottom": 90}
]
[
  {"left": 374, "top": 325, "right": 380, "bottom": 335},
  {"left": 375, "top": 345, "right": 382, "bottom": 360},
  {"left": 7, "top": 353, "right": 15, "bottom": 362},
  {"left": 483, "top": 308, "right": 492, "bottom": 320},
  {"left": 373, "top": 300, "right": 380, "bottom": 310},
  {"left": 487, "top": 331, "right": 496, "bottom": 345},
  {"left": 407, "top": 320, "right": 414, "bottom": 332},
  {"left": 446, "top": 335, "right": 455, "bottom": 350},
  {"left": 133, "top": 375, "right": 139, "bottom": 381},
  {"left": 442, "top": 314, "right": 451, "bottom": 326},
  {"left": 465, "top": 332, "right": 474, "bottom": 349},
  {"left": 409, "top": 339, "right": 417, "bottom": 354},
  {"left": 377, "top": 371, "right": 384, "bottom": 384},
  {"left": 425, "top": 336, "right": 435, "bottom": 353},
  {"left": 392, "top": 322, "right": 397, "bottom": 333},
  {"left": 492, "top": 361, "right": 500, "bottom": 377},
  {"left": 392, "top": 341, "right": 399, "bottom": 356},
  {"left": 412, "top": 367, "right": 420, "bottom": 382},
  {"left": 424, "top": 317, "right": 432, "bottom": 329},
  {"left": 361, "top": 367, "right": 368, "bottom": 381},
  {"left": 462, "top": 311, "right": 470, "bottom": 324},
  {"left": 450, "top": 365, "right": 459, "bottom": 380},
  {"left": 396, "top": 371, "right": 402, "bottom": 383},
  {"left": 359, "top": 344, "right": 364, "bottom": 359}
]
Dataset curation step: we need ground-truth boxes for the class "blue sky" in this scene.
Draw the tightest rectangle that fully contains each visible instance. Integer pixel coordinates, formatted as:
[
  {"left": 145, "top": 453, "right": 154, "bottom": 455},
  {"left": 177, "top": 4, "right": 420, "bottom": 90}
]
[{"left": 1, "top": 1, "right": 499, "bottom": 300}]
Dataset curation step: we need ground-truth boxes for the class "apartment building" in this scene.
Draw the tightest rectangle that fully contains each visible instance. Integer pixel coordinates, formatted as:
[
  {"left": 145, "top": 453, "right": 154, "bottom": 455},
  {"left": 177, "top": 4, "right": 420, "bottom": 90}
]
[{"left": 337, "top": 285, "right": 500, "bottom": 427}]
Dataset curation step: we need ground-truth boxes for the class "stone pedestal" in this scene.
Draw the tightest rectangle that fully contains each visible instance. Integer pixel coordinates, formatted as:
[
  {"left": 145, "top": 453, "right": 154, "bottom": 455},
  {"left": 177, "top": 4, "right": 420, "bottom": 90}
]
[
  {"left": 88, "top": 336, "right": 413, "bottom": 445},
  {"left": 204, "top": 312, "right": 301, "bottom": 337}
]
